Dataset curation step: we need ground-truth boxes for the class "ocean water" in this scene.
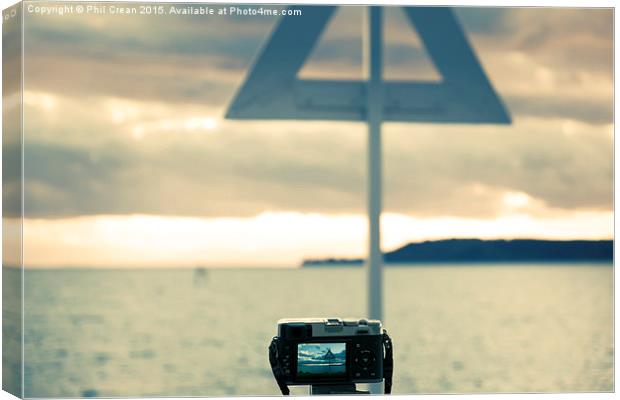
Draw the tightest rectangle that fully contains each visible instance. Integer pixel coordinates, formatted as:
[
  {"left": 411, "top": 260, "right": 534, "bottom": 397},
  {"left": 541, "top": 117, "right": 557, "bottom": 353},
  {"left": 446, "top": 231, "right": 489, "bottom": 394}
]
[{"left": 11, "top": 264, "right": 613, "bottom": 397}]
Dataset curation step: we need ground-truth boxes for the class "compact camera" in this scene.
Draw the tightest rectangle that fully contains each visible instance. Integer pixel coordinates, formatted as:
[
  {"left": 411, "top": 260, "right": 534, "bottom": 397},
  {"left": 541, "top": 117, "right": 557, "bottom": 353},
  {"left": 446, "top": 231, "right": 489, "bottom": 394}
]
[{"left": 268, "top": 318, "right": 393, "bottom": 395}]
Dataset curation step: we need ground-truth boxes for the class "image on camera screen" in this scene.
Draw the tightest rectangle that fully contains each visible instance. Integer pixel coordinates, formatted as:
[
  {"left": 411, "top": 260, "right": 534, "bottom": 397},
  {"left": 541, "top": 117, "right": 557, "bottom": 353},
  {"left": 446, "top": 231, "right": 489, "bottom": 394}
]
[{"left": 297, "top": 343, "right": 346, "bottom": 377}]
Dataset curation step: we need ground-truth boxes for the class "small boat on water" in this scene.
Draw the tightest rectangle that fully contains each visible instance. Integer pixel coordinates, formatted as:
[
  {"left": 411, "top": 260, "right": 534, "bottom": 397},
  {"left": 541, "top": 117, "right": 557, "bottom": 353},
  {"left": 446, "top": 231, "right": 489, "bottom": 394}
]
[{"left": 193, "top": 266, "right": 208, "bottom": 286}]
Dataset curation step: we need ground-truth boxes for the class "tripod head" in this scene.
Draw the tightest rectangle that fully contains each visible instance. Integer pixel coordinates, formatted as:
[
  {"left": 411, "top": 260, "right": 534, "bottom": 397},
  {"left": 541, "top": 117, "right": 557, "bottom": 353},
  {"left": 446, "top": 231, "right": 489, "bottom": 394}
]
[{"left": 310, "top": 383, "right": 370, "bottom": 395}]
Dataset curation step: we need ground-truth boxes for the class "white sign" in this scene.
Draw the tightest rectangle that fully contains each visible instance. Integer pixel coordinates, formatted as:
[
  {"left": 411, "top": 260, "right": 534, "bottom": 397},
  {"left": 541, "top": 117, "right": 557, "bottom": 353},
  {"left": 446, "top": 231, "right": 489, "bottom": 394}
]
[{"left": 226, "top": 6, "right": 510, "bottom": 123}]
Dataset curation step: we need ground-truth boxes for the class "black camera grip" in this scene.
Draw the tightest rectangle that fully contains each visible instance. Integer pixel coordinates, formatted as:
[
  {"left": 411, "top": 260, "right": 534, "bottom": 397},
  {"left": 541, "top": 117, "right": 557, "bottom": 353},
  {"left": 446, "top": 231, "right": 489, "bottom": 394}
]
[
  {"left": 382, "top": 330, "right": 394, "bottom": 394},
  {"left": 269, "top": 337, "right": 291, "bottom": 395}
]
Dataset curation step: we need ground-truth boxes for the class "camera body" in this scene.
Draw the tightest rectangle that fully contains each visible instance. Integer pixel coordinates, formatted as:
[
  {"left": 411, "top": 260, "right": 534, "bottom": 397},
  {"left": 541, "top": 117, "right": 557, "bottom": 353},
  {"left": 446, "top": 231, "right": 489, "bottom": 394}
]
[{"left": 272, "top": 318, "right": 384, "bottom": 386}]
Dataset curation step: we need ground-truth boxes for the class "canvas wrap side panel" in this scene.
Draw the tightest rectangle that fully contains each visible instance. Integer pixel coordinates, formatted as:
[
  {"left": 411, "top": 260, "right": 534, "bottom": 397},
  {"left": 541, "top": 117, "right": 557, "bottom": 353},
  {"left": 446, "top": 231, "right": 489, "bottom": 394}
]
[{"left": 3, "top": 2, "right": 24, "bottom": 397}]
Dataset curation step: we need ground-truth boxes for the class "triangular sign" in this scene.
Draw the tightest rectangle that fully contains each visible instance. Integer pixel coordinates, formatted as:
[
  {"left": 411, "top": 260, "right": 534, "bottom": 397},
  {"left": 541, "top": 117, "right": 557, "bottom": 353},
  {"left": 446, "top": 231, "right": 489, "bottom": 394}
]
[{"left": 225, "top": 6, "right": 511, "bottom": 124}]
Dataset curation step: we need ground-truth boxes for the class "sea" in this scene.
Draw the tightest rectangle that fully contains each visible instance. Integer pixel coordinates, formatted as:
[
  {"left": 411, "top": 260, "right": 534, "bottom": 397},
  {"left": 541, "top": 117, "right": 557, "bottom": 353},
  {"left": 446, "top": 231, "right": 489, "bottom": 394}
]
[{"left": 4, "top": 263, "right": 614, "bottom": 397}]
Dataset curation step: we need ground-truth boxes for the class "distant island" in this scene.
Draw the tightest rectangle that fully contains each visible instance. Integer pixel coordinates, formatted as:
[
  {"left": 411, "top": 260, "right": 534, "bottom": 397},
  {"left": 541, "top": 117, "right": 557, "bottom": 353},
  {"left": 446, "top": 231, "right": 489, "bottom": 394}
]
[{"left": 301, "top": 239, "right": 613, "bottom": 266}]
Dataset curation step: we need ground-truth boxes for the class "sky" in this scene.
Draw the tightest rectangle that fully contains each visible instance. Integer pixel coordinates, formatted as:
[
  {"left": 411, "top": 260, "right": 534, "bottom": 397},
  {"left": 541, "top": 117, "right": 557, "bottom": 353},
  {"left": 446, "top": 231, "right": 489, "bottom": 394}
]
[{"left": 6, "top": 4, "right": 613, "bottom": 267}]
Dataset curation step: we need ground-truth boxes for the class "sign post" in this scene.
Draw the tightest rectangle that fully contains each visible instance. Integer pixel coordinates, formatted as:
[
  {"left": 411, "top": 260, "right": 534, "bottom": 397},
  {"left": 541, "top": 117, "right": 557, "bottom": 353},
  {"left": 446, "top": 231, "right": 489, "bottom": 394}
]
[
  {"left": 225, "top": 4, "right": 510, "bottom": 333},
  {"left": 367, "top": 6, "right": 384, "bottom": 322}
]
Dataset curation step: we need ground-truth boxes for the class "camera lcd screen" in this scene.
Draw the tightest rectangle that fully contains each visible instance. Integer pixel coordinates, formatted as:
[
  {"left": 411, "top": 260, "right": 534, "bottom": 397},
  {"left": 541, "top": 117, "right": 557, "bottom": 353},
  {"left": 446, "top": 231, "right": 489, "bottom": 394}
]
[{"left": 297, "top": 343, "right": 346, "bottom": 378}]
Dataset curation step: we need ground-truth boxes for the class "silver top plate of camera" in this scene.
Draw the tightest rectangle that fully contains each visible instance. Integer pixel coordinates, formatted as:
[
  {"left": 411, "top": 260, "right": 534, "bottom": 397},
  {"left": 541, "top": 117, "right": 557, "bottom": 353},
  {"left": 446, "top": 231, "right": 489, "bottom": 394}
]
[{"left": 278, "top": 317, "right": 382, "bottom": 336}]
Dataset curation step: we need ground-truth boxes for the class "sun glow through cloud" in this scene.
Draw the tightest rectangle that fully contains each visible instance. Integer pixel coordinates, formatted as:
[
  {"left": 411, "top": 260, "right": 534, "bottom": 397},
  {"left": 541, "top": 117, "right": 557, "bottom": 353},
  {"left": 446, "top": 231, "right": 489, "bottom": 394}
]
[
  {"left": 128, "top": 117, "right": 219, "bottom": 139},
  {"left": 14, "top": 206, "right": 613, "bottom": 268},
  {"left": 24, "top": 91, "right": 57, "bottom": 112},
  {"left": 15, "top": 8, "right": 612, "bottom": 269}
]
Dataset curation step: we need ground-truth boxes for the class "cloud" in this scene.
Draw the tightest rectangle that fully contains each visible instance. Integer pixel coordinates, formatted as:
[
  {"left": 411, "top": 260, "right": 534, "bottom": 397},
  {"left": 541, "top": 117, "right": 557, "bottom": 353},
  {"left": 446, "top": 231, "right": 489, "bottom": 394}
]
[
  {"left": 15, "top": 7, "right": 613, "bottom": 221},
  {"left": 383, "top": 118, "right": 612, "bottom": 215},
  {"left": 505, "top": 94, "right": 612, "bottom": 125},
  {"left": 17, "top": 91, "right": 612, "bottom": 219},
  {"left": 23, "top": 9, "right": 275, "bottom": 104},
  {"left": 22, "top": 7, "right": 613, "bottom": 124}
]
